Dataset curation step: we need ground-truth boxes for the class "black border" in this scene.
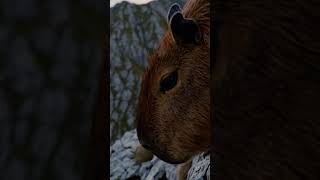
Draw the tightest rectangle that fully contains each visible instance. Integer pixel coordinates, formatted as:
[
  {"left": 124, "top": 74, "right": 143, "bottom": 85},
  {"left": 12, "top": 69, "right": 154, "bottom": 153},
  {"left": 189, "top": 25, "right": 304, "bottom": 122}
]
[{"left": 84, "top": 1, "right": 109, "bottom": 180}]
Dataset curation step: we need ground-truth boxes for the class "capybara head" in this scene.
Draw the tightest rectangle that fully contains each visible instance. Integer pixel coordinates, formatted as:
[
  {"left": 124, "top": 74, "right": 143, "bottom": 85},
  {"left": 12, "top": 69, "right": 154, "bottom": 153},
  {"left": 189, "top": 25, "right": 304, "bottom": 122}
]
[{"left": 136, "top": 0, "right": 210, "bottom": 164}]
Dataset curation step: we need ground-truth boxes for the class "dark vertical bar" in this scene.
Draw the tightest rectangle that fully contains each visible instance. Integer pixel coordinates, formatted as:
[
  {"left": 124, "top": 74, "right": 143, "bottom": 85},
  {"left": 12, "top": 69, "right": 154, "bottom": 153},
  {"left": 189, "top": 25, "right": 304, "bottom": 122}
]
[
  {"left": 83, "top": 2, "right": 109, "bottom": 179},
  {"left": 84, "top": 34, "right": 108, "bottom": 180},
  {"left": 212, "top": 0, "right": 320, "bottom": 179},
  {"left": 210, "top": 0, "right": 214, "bottom": 179}
]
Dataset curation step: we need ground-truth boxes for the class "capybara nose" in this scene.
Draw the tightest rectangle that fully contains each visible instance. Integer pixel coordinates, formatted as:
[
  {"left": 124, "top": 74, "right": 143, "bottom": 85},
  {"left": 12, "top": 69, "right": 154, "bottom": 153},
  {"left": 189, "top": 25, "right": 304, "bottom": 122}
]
[
  {"left": 137, "top": 122, "right": 154, "bottom": 151},
  {"left": 140, "top": 141, "right": 152, "bottom": 150},
  {"left": 137, "top": 130, "right": 152, "bottom": 151}
]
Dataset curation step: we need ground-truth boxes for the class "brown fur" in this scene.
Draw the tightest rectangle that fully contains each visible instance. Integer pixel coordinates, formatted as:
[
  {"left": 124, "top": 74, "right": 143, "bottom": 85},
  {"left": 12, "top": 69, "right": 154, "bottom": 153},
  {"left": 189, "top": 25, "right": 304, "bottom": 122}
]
[{"left": 137, "top": 0, "right": 210, "bottom": 164}]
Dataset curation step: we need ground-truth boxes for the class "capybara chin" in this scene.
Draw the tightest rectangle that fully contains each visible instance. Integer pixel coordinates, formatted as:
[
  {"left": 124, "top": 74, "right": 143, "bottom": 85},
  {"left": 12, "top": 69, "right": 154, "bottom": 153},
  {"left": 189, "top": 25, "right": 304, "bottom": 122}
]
[{"left": 136, "top": 0, "right": 210, "bottom": 164}]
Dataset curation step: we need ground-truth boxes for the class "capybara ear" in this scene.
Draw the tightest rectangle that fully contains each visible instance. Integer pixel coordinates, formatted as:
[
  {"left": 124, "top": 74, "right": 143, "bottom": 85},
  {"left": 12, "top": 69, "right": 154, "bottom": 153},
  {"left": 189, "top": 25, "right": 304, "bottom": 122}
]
[
  {"left": 168, "top": 11, "right": 202, "bottom": 45},
  {"left": 167, "top": 3, "right": 182, "bottom": 23}
]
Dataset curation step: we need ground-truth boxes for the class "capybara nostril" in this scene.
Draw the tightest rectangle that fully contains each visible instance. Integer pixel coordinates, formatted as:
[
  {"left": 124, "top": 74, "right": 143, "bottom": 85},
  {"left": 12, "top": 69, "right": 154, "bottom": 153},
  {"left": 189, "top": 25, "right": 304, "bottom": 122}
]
[
  {"left": 140, "top": 142, "right": 152, "bottom": 151},
  {"left": 137, "top": 123, "right": 153, "bottom": 151}
]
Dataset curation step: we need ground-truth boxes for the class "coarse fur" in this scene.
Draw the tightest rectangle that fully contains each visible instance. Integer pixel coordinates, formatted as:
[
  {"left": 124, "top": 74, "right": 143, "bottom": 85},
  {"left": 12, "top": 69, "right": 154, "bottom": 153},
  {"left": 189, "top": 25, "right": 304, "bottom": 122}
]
[{"left": 136, "top": 0, "right": 210, "bottom": 164}]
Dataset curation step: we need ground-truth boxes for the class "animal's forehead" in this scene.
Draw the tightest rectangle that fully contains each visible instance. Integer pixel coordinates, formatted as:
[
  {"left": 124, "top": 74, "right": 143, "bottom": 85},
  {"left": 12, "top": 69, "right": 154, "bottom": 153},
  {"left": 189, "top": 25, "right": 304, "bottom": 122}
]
[
  {"left": 141, "top": 33, "right": 178, "bottom": 94},
  {"left": 155, "top": 32, "right": 177, "bottom": 58},
  {"left": 151, "top": 35, "right": 182, "bottom": 65}
]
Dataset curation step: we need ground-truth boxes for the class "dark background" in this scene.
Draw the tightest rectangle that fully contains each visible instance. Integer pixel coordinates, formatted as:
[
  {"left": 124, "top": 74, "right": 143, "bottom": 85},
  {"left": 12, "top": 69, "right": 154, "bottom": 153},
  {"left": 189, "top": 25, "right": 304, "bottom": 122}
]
[
  {"left": 212, "top": 0, "right": 320, "bottom": 179},
  {"left": 0, "top": 0, "right": 107, "bottom": 179}
]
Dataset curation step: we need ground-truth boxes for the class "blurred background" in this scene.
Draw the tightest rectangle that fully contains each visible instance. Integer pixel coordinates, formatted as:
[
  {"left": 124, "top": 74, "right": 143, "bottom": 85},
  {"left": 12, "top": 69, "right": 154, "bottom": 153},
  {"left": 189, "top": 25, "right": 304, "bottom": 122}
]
[
  {"left": 0, "top": 0, "right": 106, "bottom": 179},
  {"left": 110, "top": 0, "right": 185, "bottom": 144},
  {"left": 110, "top": 0, "right": 155, "bottom": 7}
]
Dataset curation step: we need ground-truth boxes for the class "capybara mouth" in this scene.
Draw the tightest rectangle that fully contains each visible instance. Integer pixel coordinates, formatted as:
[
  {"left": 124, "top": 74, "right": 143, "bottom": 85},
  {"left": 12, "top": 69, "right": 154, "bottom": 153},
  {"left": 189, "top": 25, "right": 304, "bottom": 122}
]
[
  {"left": 137, "top": 129, "right": 190, "bottom": 164},
  {"left": 140, "top": 143, "right": 190, "bottom": 164},
  {"left": 149, "top": 148, "right": 188, "bottom": 164}
]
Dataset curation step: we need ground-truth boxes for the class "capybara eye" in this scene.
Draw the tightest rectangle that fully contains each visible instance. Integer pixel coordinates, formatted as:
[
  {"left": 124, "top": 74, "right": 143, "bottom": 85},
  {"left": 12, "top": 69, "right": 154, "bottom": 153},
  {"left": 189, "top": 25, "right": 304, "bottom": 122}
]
[{"left": 160, "top": 71, "right": 178, "bottom": 94}]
